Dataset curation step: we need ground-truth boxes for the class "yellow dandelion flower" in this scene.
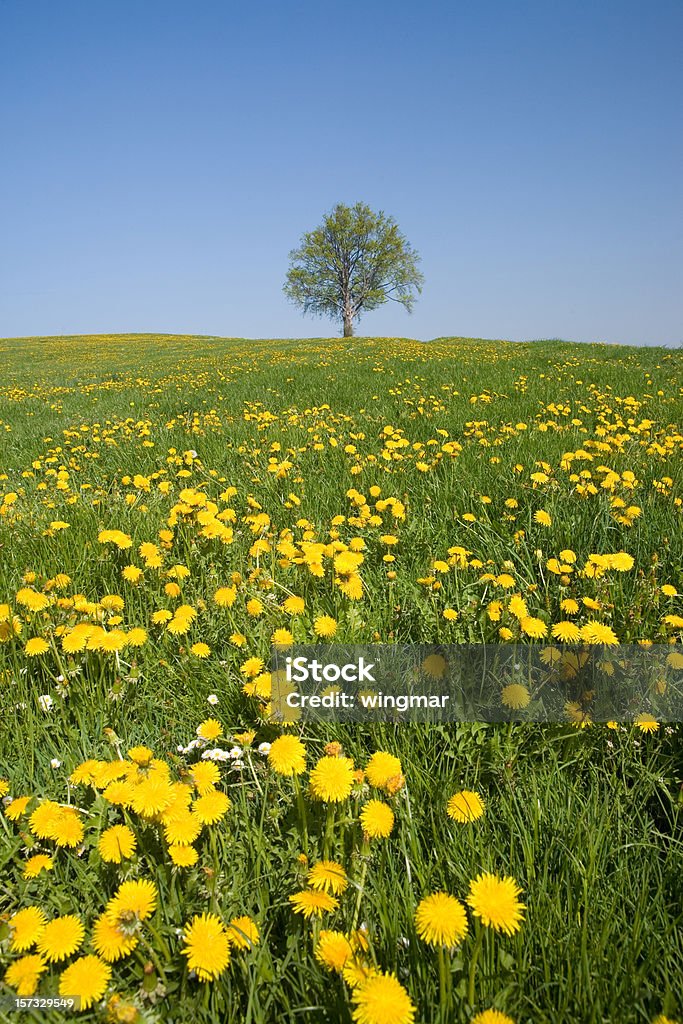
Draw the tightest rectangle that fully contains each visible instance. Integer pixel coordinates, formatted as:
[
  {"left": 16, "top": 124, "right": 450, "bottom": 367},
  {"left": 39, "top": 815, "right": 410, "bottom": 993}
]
[
  {"left": 288, "top": 889, "right": 339, "bottom": 919},
  {"left": 9, "top": 907, "right": 48, "bottom": 952},
  {"left": 49, "top": 807, "right": 85, "bottom": 848},
  {"left": 196, "top": 718, "right": 223, "bottom": 741},
  {"left": 98, "top": 825, "right": 137, "bottom": 863},
  {"left": 36, "top": 915, "right": 85, "bottom": 962},
  {"left": 307, "top": 860, "right": 349, "bottom": 894},
  {"left": 127, "top": 746, "right": 153, "bottom": 766},
  {"left": 268, "top": 734, "right": 307, "bottom": 776},
  {"left": 310, "top": 756, "right": 355, "bottom": 802},
  {"left": 580, "top": 621, "right": 619, "bottom": 645},
  {"left": 360, "top": 799, "right": 394, "bottom": 839},
  {"left": 351, "top": 971, "right": 416, "bottom": 1024},
  {"left": 315, "top": 930, "right": 353, "bottom": 972},
  {"left": 551, "top": 621, "right": 581, "bottom": 642},
  {"left": 314, "top": 615, "right": 338, "bottom": 638},
  {"left": 520, "top": 616, "right": 547, "bottom": 639},
  {"left": 105, "top": 880, "right": 158, "bottom": 930},
  {"left": 181, "top": 913, "right": 231, "bottom": 981},
  {"left": 59, "top": 954, "right": 111, "bottom": 1010},
  {"left": 365, "top": 751, "right": 403, "bottom": 790},
  {"left": 227, "top": 915, "right": 260, "bottom": 949},
  {"left": 634, "top": 714, "right": 659, "bottom": 733},
  {"left": 5, "top": 796, "right": 33, "bottom": 823},
  {"left": 23, "top": 854, "right": 54, "bottom": 879},
  {"left": 447, "top": 790, "right": 485, "bottom": 823},
  {"left": 467, "top": 872, "right": 525, "bottom": 936},
  {"left": 91, "top": 912, "right": 138, "bottom": 962},
  {"left": 24, "top": 637, "right": 50, "bottom": 657},
  {"left": 4, "top": 953, "right": 48, "bottom": 996},
  {"left": 501, "top": 684, "right": 531, "bottom": 710},
  {"left": 190, "top": 642, "right": 211, "bottom": 658},
  {"left": 471, "top": 1011, "right": 516, "bottom": 1024},
  {"left": 190, "top": 761, "right": 220, "bottom": 794},
  {"left": 192, "top": 790, "right": 231, "bottom": 825},
  {"left": 169, "top": 844, "right": 199, "bottom": 867},
  {"left": 415, "top": 892, "right": 468, "bottom": 948}
]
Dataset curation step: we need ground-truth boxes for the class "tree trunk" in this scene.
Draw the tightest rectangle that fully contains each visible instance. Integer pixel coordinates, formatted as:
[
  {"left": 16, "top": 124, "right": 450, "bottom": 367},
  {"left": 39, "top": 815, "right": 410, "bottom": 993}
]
[{"left": 343, "top": 316, "right": 354, "bottom": 337}]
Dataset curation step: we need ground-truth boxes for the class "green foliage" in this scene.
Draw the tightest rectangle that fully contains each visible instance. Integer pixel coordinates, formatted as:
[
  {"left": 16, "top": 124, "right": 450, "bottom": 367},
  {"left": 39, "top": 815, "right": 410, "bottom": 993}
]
[{"left": 283, "top": 203, "right": 424, "bottom": 336}]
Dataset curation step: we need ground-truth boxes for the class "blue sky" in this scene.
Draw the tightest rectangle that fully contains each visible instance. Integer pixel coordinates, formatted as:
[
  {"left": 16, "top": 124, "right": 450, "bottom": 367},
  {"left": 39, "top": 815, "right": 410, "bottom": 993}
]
[{"left": 1, "top": 0, "right": 681, "bottom": 344}]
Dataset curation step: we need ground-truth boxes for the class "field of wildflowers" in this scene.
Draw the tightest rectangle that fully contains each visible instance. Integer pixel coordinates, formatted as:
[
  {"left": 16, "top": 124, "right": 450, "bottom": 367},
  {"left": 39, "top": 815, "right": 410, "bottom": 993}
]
[{"left": 0, "top": 333, "right": 681, "bottom": 1023}]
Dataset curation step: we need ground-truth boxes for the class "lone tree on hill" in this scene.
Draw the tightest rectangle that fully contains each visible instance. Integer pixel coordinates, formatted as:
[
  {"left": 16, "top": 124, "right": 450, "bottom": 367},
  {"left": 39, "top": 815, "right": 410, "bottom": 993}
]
[{"left": 284, "top": 202, "right": 424, "bottom": 337}]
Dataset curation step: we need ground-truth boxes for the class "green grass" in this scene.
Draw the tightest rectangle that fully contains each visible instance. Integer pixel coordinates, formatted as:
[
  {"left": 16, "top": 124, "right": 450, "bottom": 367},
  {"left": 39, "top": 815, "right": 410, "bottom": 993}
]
[{"left": 0, "top": 334, "right": 682, "bottom": 1024}]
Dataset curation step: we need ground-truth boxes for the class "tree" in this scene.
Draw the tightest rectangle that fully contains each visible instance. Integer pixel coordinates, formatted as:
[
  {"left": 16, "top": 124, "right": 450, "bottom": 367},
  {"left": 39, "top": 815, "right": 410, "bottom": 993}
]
[{"left": 284, "top": 202, "right": 424, "bottom": 337}]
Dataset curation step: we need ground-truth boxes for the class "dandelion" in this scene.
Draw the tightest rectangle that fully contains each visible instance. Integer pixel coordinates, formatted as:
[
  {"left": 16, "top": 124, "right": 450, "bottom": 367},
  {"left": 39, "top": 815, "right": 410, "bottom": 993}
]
[
  {"left": 272, "top": 628, "right": 293, "bottom": 646},
  {"left": 415, "top": 892, "right": 468, "bottom": 947},
  {"left": 268, "top": 734, "right": 307, "bottom": 776},
  {"left": 92, "top": 913, "right": 139, "bottom": 962},
  {"left": 314, "top": 615, "right": 338, "bottom": 638},
  {"left": 467, "top": 872, "right": 525, "bottom": 936},
  {"left": 5, "top": 796, "right": 32, "bottom": 821},
  {"left": 98, "top": 825, "right": 137, "bottom": 863},
  {"left": 634, "top": 714, "right": 659, "bottom": 733},
  {"left": 520, "top": 616, "right": 547, "bottom": 638},
  {"left": 4, "top": 954, "right": 48, "bottom": 996},
  {"left": 289, "top": 889, "right": 339, "bottom": 919},
  {"left": 164, "top": 808, "right": 203, "bottom": 844},
  {"left": 190, "top": 641, "right": 211, "bottom": 658},
  {"left": 351, "top": 971, "right": 416, "bottom": 1024},
  {"left": 192, "top": 789, "right": 231, "bottom": 824},
  {"left": 196, "top": 718, "right": 223, "bottom": 741},
  {"left": 169, "top": 844, "right": 199, "bottom": 867},
  {"left": 23, "top": 854, "right": 54, "bottom": 879},
  {"left": 9, "top": 907, "right": 48, "bottom": 952},
  {"left": 59, "top": 955, "right": 112, "bottom": 1010},
  {"left": 227, "top": 915, "right": 260, "bottom": 949},
  {"left": 551, "top": 621, "right": 581, "bottom": 642},
  {"left": 447, "top": 790, "right": 485, "bottom": 823},
  {"left": 310, "top": 756, "right": 355, "bottom": 802},
  {"left": 29, "top": 802, "right": 64, "bottom": 838},
  {"left": 365, "top": 751, "right": 402, "bottom": 790},
  {"left": 471, "top": 1011, "right": 516, "bottom": 1024},
  {"left": 307, "top": 860, "right": 348, "bottom": 894},
  {"left": 315, "top": 930, "right": 353, "bottom": 972},
  {"left": 106, "top": 880, "right": 158, "bottom": 930},
  {"left": 534, "top": 510, "right": 552, "bottom": 526},
  {"left": 24, "top": 637, "right": 49, "bottom": 657},
  {"left": 581, "top": 621, "right": 619, "bottom": 645},
  {"left": 36, "top": 915, "right": 85, "bottom": 962},
  {"left": 360, "top": 800, "right": 395, "bottom": 839},
  {"left": 190, "top": 761, "right": 220, "bottom": 794},
  {"left": 181, "top": 913, "right": 231, "bottom": 981},
  {"left": 501, "top": 683, "right": 531, "bottom": 710}
]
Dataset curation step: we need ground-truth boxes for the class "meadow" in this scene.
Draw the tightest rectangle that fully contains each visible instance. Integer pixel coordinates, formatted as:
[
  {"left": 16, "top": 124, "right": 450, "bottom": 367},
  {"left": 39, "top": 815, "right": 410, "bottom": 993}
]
[{"left": 0, "top": 333, "right": 682, "bottom": 1024}]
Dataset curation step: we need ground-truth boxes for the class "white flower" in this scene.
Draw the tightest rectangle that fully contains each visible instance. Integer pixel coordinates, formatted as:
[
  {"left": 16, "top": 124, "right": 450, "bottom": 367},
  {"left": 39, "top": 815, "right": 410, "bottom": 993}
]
[
  {"left": 201, "top": 748, "right": 230, "bottom": 762},
  {"left": 228, "top": 746, "right": 242, "bottom": 759},
  {"left": 38, "top": 694, "right": 54, "bottom": 712},
  {"left": 50, "top": 758, "right": 62, "bottom": 769},
  {"left": 207, "top": 694, "right": 219, "bottom": 706},
  {"left": 257, "top": 742, "right": 271, "bottom": 756},
  {"left": 230, "top": 759, "right": 245, "bottom": 771}
]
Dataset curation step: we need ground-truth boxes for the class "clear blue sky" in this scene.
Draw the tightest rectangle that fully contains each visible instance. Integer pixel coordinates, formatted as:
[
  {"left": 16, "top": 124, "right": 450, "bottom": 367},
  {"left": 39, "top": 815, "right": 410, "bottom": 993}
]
[{"left": 1, "top": 0, "right": 681, "bottom": 344}]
